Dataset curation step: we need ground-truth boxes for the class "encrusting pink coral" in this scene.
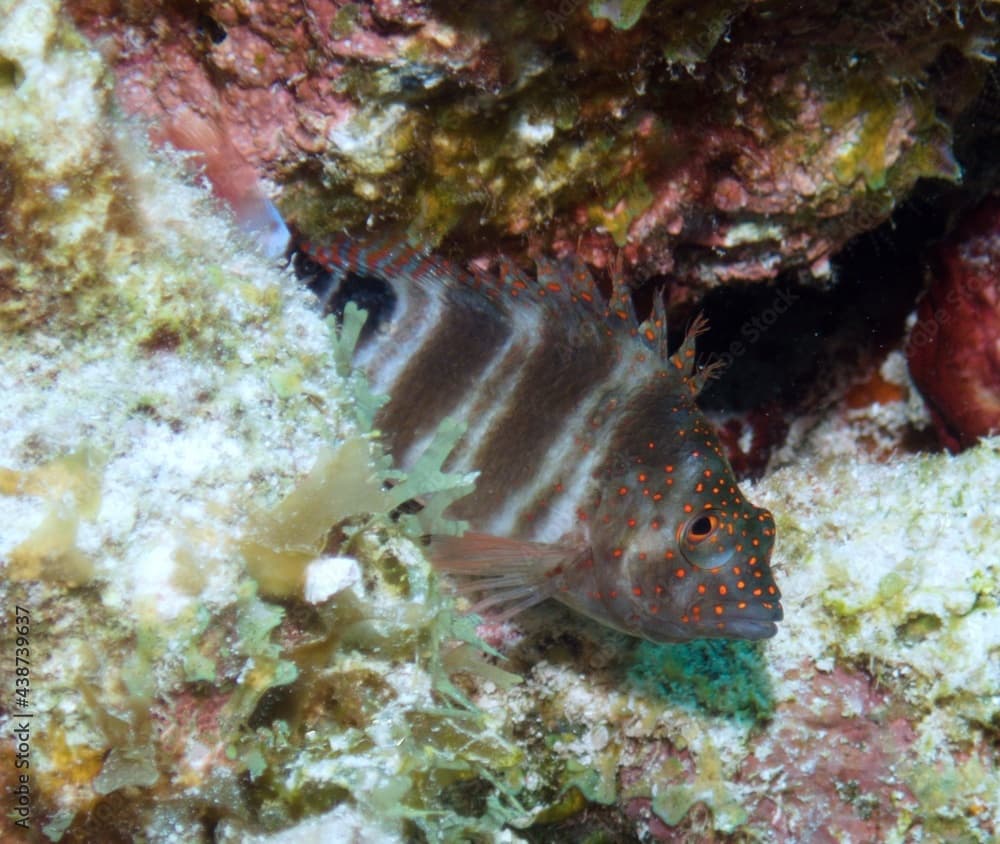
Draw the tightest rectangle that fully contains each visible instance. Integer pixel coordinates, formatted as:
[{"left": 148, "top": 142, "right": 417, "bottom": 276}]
[{"left": 907, "top": 196, "right": 1000, "bottom": 451}]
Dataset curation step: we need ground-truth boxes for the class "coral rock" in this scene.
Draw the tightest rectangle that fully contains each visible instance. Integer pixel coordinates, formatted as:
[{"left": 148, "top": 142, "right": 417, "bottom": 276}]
[{"left": 63, "top": 0, "right": 990, "bottom": 287}]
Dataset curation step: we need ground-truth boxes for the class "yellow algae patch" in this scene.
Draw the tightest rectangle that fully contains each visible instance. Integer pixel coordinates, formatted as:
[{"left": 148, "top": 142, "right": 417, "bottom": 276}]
[
  {"left": 1, "top": 447, "right": 103, "bottom": 585},
  {"left": 240, "top": 437, "right": 389, "bottom": 598}
]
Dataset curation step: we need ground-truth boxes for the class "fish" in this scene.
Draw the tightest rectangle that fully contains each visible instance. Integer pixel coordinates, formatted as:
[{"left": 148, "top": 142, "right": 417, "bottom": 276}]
[
  {"left": 152, "top": 107, "right": 290, "bottom": 260},
  {"left": 301, "top": 237, "right": 783, "bottom": 642}
]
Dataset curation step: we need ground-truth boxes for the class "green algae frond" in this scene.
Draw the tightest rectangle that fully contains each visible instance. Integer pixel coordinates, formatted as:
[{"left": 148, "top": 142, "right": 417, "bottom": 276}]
[
  {"left": 629, "top": 639, "right": 776, "bottom": 721},
  {"left": 589, "top": 0, "right": 652, "bottom": 31}
]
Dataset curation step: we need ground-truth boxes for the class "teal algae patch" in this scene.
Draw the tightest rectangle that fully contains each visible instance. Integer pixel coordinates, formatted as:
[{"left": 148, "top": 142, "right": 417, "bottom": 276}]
[{"left": 628, "top": 638, "right": 776, "bottom": 722}]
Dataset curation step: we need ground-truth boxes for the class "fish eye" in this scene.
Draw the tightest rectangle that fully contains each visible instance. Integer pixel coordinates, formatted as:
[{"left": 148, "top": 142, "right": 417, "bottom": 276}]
[{"left": 683, "top": 513, "right": 719, "bottom": 544}]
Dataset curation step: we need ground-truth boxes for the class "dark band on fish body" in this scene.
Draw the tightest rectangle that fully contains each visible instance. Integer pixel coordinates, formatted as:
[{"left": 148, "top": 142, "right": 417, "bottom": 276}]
[
  {"left": 452, "top": 315, "right": 617, "bottom": 522},
  {"left": 378, "top": 284, "right": 511, "bottom": 462}
]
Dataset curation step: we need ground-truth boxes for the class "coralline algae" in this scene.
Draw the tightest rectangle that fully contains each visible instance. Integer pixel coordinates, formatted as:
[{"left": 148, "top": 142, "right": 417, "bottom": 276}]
[
  {"left": 907, "top": 196, "right": 1000, "bottom": 452},
  {"left": 62, "top": 0, "right": 990, "bottom": 288},
  {"left": 0, "top": 2, "right": 998, "bottom": 843}
]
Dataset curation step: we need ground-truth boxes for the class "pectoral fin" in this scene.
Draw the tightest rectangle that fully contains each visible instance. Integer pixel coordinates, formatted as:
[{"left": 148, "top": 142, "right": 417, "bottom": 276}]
[{"left": 427, "top": 532, "right": 579, "bottom": 620}]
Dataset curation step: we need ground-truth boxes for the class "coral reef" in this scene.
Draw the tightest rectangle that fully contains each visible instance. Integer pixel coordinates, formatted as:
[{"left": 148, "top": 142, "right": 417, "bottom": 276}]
[
  {"left": 0, "top": 2, "right": 998, "bottom": 843},
  {"left": 62, "top": 0, "right": 995, "bottom": 288},
  {"left": 907, "top": 195, "right": 1000, "bottom": 452},
  {"left": 0, "top": 4, "right": 513, "bottom": 840}
]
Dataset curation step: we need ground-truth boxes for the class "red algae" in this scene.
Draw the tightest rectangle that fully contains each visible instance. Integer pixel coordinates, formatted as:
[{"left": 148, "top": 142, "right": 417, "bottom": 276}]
[{"left": 907, "top": 197, "right": 1000, "bottom": 452}]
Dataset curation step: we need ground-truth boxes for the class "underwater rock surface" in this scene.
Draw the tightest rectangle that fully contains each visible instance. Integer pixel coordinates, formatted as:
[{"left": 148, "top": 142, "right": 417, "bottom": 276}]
[
  {"left": 0, "top": 2, "right": 998, "bottom": 843},
  {"left": 908, "top": 196, "right": 1000, "bottom": 452},
  {"left": 62, "top": 0, "right": 995, "bottom": 288}
]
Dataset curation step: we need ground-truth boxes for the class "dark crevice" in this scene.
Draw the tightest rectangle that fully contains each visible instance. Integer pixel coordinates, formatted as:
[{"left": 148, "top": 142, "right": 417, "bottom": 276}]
[{"left": 694, "top": 178, "right": 957, "bottom": 416}]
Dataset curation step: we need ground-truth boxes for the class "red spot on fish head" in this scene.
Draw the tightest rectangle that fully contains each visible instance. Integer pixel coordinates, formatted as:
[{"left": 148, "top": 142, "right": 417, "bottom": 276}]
[{"left": 585, "top": 393, "right": 782, "bottom": 642}]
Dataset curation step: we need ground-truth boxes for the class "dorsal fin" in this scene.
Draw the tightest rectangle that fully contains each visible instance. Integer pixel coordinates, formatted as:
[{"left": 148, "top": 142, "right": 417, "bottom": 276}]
[
  {"left": 302, "top": 236, "right": 716, "bottom": 383},
  {"left": 667, "top": 313, "right": 721, "bottom": 395},
  {"left": 637, "top": 288, "right": 669, "bottom": 359},
  {"left": 605, "top": 251, "right": 640, "bottom": 336}
]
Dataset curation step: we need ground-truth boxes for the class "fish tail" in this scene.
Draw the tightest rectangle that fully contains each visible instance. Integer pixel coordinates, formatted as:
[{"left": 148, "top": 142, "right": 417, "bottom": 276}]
[{"left": 427, "top": 533, "right": 578, "bottom": 621}]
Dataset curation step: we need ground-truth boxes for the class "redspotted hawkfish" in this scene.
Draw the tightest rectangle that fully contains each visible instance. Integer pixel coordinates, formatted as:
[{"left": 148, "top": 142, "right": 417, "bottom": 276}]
[{"left": 303, "top": 238, "right": 783, "bottom": 641}]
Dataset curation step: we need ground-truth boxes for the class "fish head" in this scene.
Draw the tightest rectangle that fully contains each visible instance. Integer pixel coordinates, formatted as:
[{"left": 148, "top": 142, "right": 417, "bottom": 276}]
[{"left": 591, "top": 408, "right": 782, "bottom": 642}]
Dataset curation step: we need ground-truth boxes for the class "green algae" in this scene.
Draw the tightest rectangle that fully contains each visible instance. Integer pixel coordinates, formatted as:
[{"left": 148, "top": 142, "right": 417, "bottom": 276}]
[
  {"left": 651, "top": 739, "right": 747, "bottom": 832},
  {"left": 905, "top": 754, "right": 998, "bottom": 842},
  {"left": 628, "top": 639, "right": 775, "bottom": 721},
  {"left": 589, "top": 0, "right": 652, "bottom": 31},
  {"left": 823, "top": 71, "right": 958, "bottom": 193}
]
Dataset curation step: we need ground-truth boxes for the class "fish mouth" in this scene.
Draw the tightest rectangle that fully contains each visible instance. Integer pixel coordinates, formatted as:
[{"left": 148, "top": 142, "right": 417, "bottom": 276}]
[
  {"left": 691, "top": 599, "right": 783, "bottom": 640},
  {"left": 720, "top": 617, "right": 780, "bottom": 640}
]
